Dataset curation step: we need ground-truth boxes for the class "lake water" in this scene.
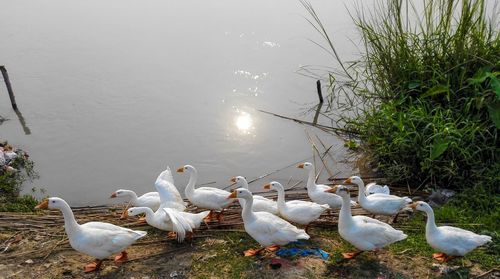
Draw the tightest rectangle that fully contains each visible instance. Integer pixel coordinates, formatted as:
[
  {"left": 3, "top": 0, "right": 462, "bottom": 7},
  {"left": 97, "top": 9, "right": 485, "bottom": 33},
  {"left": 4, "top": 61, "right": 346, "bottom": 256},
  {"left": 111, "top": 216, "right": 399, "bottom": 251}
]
[{"left": 0, "top": 0, "right": 360, "bottom": 206}]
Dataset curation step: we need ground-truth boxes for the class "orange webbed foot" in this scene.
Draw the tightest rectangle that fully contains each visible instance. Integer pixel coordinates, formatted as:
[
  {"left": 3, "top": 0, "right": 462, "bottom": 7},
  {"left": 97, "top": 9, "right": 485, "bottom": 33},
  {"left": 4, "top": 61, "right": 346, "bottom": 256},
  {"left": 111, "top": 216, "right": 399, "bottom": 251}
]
[
  {"left": 342, "top": 251, "right": 363, "bottom": 259},
  {"left": 167, "top": 231, "right": 177, "bottom": 239},
  {"left": 265, "top": 245, "right": 280, "bottom": 252},
  {"left": 243, "top": 249, "right": 259, "bottom": 257},
  {"left": 204, "top": 211, "right": 218, "bottom": 222},
  {"left": 84, "top": 260, "right": 102, "bottom": 273},
  {"left": 114, "top": 251, "right": 128, "bottom": 263},
  {"left": 432, "top": 252, "right": 453, "bottom": 262}
]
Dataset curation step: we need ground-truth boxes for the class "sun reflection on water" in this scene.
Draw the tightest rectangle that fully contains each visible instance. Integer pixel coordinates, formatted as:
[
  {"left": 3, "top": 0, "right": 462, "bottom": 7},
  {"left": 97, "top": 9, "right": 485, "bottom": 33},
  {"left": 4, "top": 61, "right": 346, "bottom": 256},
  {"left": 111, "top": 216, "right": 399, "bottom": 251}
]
[{"left": 234, "top": 110, "right": 254, "bottom": 135}]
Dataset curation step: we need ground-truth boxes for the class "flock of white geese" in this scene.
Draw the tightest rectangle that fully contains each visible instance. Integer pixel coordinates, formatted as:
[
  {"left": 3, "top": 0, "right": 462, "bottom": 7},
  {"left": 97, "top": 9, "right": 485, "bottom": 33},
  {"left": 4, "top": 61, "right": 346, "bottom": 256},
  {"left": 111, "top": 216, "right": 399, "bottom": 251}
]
[{"left": 35, "top": 162, "right": 492, "bottom": 272}]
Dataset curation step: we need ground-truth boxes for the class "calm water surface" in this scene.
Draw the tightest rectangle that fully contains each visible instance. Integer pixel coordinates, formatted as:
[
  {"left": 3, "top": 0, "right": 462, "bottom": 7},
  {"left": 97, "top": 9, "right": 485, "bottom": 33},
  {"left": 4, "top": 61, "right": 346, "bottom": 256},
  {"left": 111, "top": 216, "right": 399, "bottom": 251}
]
[{"left": 0, "top": 0, "right": 359, "bottom": 205}]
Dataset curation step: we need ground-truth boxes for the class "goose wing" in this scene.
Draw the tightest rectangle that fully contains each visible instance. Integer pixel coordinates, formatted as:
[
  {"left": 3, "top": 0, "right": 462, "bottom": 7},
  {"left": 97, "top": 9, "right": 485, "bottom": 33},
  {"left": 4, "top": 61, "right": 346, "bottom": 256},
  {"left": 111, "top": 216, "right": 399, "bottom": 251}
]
[
  {"left": 155, "top": 167, "right": 185, "bottom": 207},
  {"left": 162, "top": 208, "right": 194, "bottom": 242}
]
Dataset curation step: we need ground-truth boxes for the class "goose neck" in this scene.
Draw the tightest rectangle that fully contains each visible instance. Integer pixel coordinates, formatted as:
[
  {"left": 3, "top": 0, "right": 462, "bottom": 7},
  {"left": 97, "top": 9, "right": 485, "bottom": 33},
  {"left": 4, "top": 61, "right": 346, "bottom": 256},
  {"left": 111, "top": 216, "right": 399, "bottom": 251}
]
[
  {"left": 185, "top": 168, "right": 198, "bottom": 199},
  {"left": 240, "top": 180, "right": 249, "bottom": 190},
  {"left": 124, "top": 190, "right": 139, "bottom": 204},
  {"left": 339, "top": 194, "right": 355, "bottom": 226},
  {"left": 356, "top": 180, "right": 368, "bottom": 204},
  {"left": 241, "top": 196, "right": 255, "bottom": 222},
  {"left": 306, "top": 168, "right": 317, "bottom": 191},
  {"left": 275, "top": 186, "right": 287, "bottom": 210},
  {"left": 424, "top": 207, "right": 439, "bottom": 235},
  {"left": 59, "top": 201, "right": 80, "bottom": 236}
]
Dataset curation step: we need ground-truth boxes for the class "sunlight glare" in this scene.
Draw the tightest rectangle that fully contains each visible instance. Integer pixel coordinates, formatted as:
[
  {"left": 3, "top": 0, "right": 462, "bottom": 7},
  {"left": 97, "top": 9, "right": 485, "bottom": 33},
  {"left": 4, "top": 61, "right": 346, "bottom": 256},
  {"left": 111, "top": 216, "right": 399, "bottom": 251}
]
[{"left": 235, "top": 112, "right": 253, "bottom": 133}]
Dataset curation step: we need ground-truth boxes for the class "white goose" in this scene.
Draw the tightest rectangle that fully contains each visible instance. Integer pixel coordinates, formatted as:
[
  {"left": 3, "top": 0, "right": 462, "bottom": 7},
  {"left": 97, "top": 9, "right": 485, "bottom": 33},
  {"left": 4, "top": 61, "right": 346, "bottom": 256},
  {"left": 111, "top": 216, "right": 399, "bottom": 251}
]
[
  {"left": 298, "top": 162, "right": 356, "bottom": 209},
  {"left": 154, "top": 166, "right": 186, "bottom": 211},
  {"left": 228, "top": 188, "right": 309, "bottom": 256},
  {"left": 365, "top": 182, "right": 390, "bottom": 195},
  {"left": 264, "top": 181, "right": 329, "bottom": 233},
  {"left": 177, "top": 165, "right": 234, "bottom": 222},
  {"left": 231, "top": 176, "right": 278, "bottom": 215},
  {"left": 35, "top": 197, "right": 146, "bottom": 272},
  {"left": 326, "top": 186, "right": 407, "bottom": 259},
  {"left": 346, "top": 176, "right": 412, "bottom": 222},
  {"left": 411, "top": 201, "right": 491, "bottom": 262},
  {"left": 127, "top": 207, "right": 209, "bottom": 242},
  {"left": 110, "top": 189, "right": 160, "bottom": 219}
]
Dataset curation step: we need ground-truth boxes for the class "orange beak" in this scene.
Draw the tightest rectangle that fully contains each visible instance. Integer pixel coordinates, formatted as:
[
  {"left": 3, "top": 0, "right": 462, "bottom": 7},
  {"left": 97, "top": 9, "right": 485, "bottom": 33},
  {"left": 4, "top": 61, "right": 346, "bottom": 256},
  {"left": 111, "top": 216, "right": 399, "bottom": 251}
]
[
  {"left": 227, "top": 191, "right": 237, "bottom": 199},
  {"left": 297, "top": 163, "right": 305, "bottom": 169},
  {"left": 263, "top": 183, "right": 271, "bottom": 190},
  {"left": 325, "top": 185, "right": 339, "bottom": 193},
  {"left": 176, "top": 167, "right": 184, "bottom": 173},
  {"left": 230, "top": 177, "right": 237, "bottom": 183},
  {"left": 35, "top": 199, "right": 49, "bottom": 210},
  {"left": 409, "top": 202, "right": 417, "bottom": 209},
  {"left": 343, "top": 177, "right": 352, "bottom": 184},
  {"left": 110, "top": 192, "right": 117, "bottom": 198}
]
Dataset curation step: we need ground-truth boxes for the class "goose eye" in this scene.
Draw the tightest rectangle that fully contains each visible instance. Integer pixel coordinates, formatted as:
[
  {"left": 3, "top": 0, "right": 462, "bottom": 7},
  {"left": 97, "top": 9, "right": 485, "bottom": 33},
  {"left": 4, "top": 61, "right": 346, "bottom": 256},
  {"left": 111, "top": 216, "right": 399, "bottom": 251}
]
[{"left": 52, "top": 200, "right": 55, "bottom": 203}]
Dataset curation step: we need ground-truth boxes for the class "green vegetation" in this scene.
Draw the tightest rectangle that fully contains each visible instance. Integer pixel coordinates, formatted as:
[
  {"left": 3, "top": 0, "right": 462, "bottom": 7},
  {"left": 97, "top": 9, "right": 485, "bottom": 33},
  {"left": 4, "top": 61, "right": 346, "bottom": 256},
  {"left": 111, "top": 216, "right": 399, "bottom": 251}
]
[
  {"left": 304, "top": 0, "right": 499, "bottom": 190},
  {"left": 191, "top": 231, "right": 258, "bottom": 278},
  {"left": 0, "top": 142, "right": 40, "bottom": 212}
]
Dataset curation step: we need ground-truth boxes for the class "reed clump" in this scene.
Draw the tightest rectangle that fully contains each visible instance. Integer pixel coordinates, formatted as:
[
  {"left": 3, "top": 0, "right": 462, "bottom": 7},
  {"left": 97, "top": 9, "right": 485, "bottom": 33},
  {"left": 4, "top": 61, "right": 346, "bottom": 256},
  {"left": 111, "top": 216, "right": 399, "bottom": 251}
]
[{"left": 304, "top": 0, "right": 499, "bottom": 193}]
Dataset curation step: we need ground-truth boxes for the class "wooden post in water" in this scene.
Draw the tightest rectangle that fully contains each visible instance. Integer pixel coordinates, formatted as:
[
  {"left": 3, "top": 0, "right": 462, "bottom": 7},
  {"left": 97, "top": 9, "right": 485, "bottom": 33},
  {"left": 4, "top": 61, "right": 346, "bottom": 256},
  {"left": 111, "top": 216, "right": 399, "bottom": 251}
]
[
  {"left": 0, "top": 66, "right": 18, "bottom": 110},
  {"left": 316, "top": 80, "right": 323, "bottom": 103}
]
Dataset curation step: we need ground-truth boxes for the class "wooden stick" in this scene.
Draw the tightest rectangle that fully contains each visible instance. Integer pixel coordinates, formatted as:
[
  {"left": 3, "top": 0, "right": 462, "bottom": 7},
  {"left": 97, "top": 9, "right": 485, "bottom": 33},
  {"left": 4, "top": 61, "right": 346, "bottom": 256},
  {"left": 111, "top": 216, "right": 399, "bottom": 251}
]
[
  {"left": 222, "top": 157, "right": 312, "bottom": 190},
  {"left": 0, "top": 66, "right": 18, "bottom": 110},
  {"left": 258, "top": 109, "right": 352, "bottom": 134},
  {"left": 316, "top": 80, "right": 324, "bottom": 103}
]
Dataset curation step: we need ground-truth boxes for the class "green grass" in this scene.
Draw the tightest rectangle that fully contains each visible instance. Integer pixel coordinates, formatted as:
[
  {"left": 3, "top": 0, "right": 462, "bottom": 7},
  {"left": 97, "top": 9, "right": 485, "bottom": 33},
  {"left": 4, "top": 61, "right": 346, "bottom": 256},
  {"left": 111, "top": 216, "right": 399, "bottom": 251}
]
[{"left": 191, "top": 231, "right": 258, "bottom": 279}]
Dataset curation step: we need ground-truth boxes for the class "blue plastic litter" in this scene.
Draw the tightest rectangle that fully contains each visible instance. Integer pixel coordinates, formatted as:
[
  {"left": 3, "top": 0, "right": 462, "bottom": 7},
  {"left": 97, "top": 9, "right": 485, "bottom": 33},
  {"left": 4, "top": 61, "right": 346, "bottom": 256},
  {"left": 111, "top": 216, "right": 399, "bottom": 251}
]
[{"left": 276, "top": 247, "right": 330, "bottom": 260}]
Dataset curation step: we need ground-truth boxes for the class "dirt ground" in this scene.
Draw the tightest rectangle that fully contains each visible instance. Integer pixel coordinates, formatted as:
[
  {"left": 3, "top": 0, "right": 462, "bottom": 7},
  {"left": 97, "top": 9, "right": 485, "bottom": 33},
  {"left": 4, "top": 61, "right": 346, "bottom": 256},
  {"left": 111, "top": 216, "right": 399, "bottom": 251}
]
[
  {"left": 1, "top": 228, "right": 494, "bottom": 279},
  {"left": 0, "top": 193, "right": 496, "bottom": 279}
]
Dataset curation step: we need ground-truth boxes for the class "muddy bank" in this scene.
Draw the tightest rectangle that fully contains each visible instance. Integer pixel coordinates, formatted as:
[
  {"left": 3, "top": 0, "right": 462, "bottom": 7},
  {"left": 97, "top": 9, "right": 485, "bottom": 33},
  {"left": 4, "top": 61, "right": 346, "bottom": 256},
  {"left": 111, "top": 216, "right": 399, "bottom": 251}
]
[{"left": 0, "top": 188, "right": 493, "bottom": 279}]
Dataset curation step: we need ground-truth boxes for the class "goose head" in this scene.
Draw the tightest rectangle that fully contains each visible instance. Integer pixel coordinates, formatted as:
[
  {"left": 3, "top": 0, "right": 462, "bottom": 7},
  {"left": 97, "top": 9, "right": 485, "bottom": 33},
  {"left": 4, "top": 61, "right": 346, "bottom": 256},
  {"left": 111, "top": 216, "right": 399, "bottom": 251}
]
[
  {"left": 325, "top": 185, "right": 350, "bottom": 197},
  {"left": 227, "top": 188, "right": 252, "bottom": 199},
  {"left": 410, "top": 201, "right": 432, "bottom": 212},
  {"left": 230, "top": 176, "right": 247, "bottom": 186},
  {"left": 263, "top": 181, "right": 283, "bottom": 191},
  {"left": 127, "top": 207, "right": 147, "bottom": 217},
  {"left": 297, "top": 162, "right": 313, "bottom": 170},
  {"left": 35, "top": 197, "right": 65, "bottom": 210},
  {"left": 176, "top": 164, "right": 195, "bottom": 174},
  {"left": 344, "top": 176, "right": 363, "bottom": 186},
  {"left": 109, "top": 189, "right": 128, "bottom": 198}
]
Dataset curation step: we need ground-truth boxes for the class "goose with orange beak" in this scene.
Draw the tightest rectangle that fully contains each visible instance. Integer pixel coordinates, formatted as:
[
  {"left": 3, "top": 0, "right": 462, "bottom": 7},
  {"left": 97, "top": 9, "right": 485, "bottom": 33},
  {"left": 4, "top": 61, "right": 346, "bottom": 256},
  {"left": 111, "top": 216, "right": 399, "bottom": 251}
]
[
  {"left": 325, "top": 186, "right": 407, "bottom": 259},
  {"left": 410, "top": 201, "right": 491, "bottom": 262},
  {"left": 177, "top": 165, "right": 233, "bottom": 222},
  {"left": 230, "top": 176, "right": 278, "bottom": 215},
  {"left": 109, "top": 189, "right": 160, "bottom": 220},
  {"left": 297, "top": 162, "right": 356, "bottom": 209},
  {"left": 35, "top": 197, "right": 146, "bottom": 272},
  {"left": 344, "top": 176, "right": 412, "bottom": 223},
  {"left": 127, "top": 206, "right": 209, "bottom": 243},
  {"left": 264, "top": 181, "right": 329, "bottom": 234},
  {"left": 227, "top": 188, "right": 309, "bottom": 256}
]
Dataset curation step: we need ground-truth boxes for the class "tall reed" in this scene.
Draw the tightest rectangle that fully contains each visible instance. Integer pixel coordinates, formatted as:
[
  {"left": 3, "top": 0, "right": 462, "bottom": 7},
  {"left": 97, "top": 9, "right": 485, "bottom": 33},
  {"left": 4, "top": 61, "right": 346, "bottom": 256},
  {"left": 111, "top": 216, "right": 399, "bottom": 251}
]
[{"left": 302, "top": 0, "right": 499, "bottom": 191}]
